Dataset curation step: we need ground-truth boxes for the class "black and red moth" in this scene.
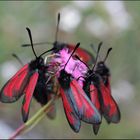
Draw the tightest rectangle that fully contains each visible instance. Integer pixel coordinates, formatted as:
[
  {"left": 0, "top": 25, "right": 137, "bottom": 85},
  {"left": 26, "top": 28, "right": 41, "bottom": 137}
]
[
  {"left": 22, "top": 13, "right": 95, "bottom": 65},
  {"left": 0, "top": 11, "right": 121, "bottom": 135},
  {"left": 95, "top": 48, "right": 121, "bottom": 124},
  {"left": 0, "top": 27, "right": 56, "bottom": 122},
  {"left": 12, "top": 53, "right": 57, "bottom": 120},
  {"left": 58, "top": 42, "right": 101, "bottom": 132},
  {"left": 77, "top": 43, "right": 121, "bottom": 135}
]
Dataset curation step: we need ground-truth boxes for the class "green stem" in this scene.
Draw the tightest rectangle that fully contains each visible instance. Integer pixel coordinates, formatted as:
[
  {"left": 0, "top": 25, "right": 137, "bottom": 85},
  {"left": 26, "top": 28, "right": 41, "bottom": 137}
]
[{"left": 9, "top": 95, "right": 58, "bottom": 139}]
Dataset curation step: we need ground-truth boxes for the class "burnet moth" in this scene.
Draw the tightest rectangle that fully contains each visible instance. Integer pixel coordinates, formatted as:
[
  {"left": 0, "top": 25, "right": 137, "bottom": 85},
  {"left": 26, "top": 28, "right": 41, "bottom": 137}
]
[
  {"left": 57, "top": 42, "right": 101, "bottom": 132},
  {"left": 0, "top": 27, "right": 56, "bottom": 122},
  {"left": 77, "top": 42, "right": 102, "bottom": 135},
  {"left": 91, "top": 44, "right": 121, "bottom": 124},
  {"left": 21, "top": 13, "right": 94, "bottom": 65},
  {"left": 77, "top": 43, "right": 121, "bottom": 135},
  {"left": 12, "top": 53, "right": 57, "bottom": 120},
  {"left": 95, "top": 48, "right": 121, "bottom": 124}
]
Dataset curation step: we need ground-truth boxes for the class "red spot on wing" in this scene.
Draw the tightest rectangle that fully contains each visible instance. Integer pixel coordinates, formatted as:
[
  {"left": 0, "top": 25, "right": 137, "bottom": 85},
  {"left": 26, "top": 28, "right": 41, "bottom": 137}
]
[
  {"left": 0, "top": 64, "right": 29, "bottom": 103},
  {"left": 90, "top": 85, "right": 101, "bottom": 135},
  {"left": 90, "top": 84, "right": 100, "bottom": 110},
  {"left": 106, "top": 77, "right": 111, "bottom": 94},
  {"left": 100, "top": 81, "right": 121, "bottom": 123},
  {"left": 60, "top": 88, "right": 81, "bottom": 132},
  {"left": 70, "top": 80, "right": 101, "bottom": 124},
  {"left": 22, "top": 71, "right": 39, "bottom": 122}
]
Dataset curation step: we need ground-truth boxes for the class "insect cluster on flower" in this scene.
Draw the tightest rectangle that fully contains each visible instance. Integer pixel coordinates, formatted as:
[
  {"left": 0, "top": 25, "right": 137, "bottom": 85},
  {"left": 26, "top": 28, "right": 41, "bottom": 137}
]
[{"left": 0, "top": 13, "right": 121, "bottom": 135}]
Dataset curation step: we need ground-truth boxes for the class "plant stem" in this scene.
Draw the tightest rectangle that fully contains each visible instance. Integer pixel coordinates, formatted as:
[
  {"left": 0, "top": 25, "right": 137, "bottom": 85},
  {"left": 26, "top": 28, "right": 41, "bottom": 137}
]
[{"left": 9, "top": 95, "right": 58, "bottom": 139}]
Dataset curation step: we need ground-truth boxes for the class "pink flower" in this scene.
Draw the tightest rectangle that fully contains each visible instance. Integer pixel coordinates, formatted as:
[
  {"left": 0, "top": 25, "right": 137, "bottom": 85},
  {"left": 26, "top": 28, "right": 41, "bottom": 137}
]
[{"left": 50, "top": 48, "right": 88, "bottom": 87}]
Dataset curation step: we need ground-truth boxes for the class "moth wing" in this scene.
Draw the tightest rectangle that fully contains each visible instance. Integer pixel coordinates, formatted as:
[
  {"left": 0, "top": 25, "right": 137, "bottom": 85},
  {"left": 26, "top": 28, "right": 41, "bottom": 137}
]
[
  {"left": 22, "top": 71, "right": 39, "bottom": 122},
  {"left": 0, "top": 64, "right": 29, "bottom": 103},
  {"left": 90, "top": 84, "right": 101, "bottom": 135},
  {"left": 100, "top": 81, "right": 121, "bottom": 123},
  {"left": 60, "top": 87, "right": 81, "bottom": 132},
  {"left": 93, "top": 124, "right": 100, "bottom": 135},
  {"left": 90, "top": 84, "right": 100, "bottom": 111},
  {"left": 70, "top": 80, "right": 101, "bottom": 124}
]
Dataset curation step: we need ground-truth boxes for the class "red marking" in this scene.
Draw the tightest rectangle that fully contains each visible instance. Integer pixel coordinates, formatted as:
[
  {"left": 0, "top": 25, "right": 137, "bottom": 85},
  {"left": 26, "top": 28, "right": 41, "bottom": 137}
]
[
  {"left": 22, "top": 71, "right": 39, "bottom": 122},
  {"left": 70, "top": 80, "right": 101, "bottom": 124},
  {"left": 89, "top": 85, "right": 101, "bottom": 135},
  {"left": 1, "top": 64, "right": 29, "bottom": 102},
  {"left": 90, "top": 84, "right": 100, "bottom": 110},
  {"left": 106, "top": 77, "right": 111, "bottom": 94},
  {"left": 60, "top": 88, "right": 81, "bottom": 132},
  {"left": 100, "top": 80, "right": 120, "bottom": 123}
]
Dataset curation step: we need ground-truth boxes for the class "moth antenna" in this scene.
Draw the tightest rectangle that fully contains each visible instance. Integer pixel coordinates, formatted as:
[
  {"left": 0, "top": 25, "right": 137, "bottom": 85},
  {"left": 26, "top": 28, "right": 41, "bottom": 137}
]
[
  {"left": 22, "top": 14, "right": 61, "bottom": 48},
  {"left": 64, "top": 42, "right": 80, "bottom": 70},
  {"left": 90, "top": 44, "right": 96, "bottom": 54},
  {"left": 103, "top": 47, "right": 112, "bottom": 62},
  {"left": 21, "top": 41, "right": 53, "bottom": 47},
  {"left": 88, "top": 47, "right": 112, "bottom": 79},
  {"left": 92, "top": 42, "right": 102, "bottom": 71},
  {"left": 75, "top": 55, "right": 90, "bottom": 70},
  {"left": 26, "top": 27, "right": 38, "bottom": 58},
  {"left": 39, "top": 47, "right": 56, "bottom": 57},
  {"left": 55, "top": 13, "right": 60, "bottom": 43},
  {"left": 90, "top": 43, "right": 101, "bottom": 60},
  {"left": 12, "top": 53, "right": 24, "bottom": 66},
  {"left": 77, "top": 76, "right": 85, "bottom": 81}
]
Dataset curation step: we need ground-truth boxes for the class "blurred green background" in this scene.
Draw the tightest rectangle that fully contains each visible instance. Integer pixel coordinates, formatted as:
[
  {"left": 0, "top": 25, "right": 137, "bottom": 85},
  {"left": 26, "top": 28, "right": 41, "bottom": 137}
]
[{"left": 0, "top": 1, "right": 140, "bottom": 139}]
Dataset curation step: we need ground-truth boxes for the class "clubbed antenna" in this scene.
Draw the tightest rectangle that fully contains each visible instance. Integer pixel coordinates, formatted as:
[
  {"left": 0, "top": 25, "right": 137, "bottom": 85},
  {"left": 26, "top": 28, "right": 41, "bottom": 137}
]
[
  {"left": 103, "top": 48, "right": 112, "bottom": 62},
  {"left": 26, "top": 27, "right": 38, "bottom": 58},
  {"left": 12, "top": 53, "right": 24, "bottom": 66},
  {"left": 64, "top": 42, "right": 80, "bottom": 70},
  {"left": 55, "top": 13, "right": 60, "bottom": 43},
  {"left": 75, "top": 55, "right": 90, "bottom": 70},
  {"left": 21, "top": 13, "right": 61, "bottom": 48},
  {"left": 90, "top": 43, "right": 101, "bottom": 60},
  {"left": 90, "top": 44, "right": 96, "bottom": 54},
  {"left": 92, "top": 42, "right": 102, "bottom": 71},
  {"left": 25, "top": 28, "right": 56, "bottom": 58}
]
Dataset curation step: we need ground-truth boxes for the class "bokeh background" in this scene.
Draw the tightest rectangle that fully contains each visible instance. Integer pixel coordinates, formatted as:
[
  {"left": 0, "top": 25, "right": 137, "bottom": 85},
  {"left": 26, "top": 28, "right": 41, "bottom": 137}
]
[{"left": 0, "top": 1, "right": 140, "bottom": 139}]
